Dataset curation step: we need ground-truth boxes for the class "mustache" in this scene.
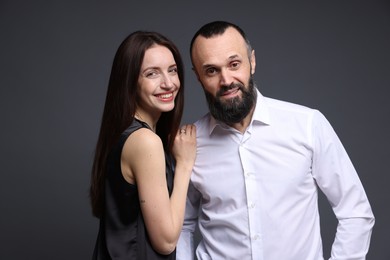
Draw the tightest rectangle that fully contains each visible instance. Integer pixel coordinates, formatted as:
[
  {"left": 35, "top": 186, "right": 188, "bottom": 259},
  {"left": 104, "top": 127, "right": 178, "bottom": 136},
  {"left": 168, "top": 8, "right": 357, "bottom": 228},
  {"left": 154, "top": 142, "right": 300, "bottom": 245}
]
[
  {"left": 216, "top": 82, "right": 244, "bottom": 98},
  {"left": 204, "top": 76, "right": 257, "bottom": 124}
]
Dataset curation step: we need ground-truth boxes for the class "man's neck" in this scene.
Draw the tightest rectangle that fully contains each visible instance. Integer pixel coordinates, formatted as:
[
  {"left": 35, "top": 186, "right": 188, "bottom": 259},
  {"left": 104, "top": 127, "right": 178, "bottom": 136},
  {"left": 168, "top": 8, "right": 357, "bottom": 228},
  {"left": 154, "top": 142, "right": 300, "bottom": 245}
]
[{"left": 227, "top": 105, "right": 255, "bottom": 133}]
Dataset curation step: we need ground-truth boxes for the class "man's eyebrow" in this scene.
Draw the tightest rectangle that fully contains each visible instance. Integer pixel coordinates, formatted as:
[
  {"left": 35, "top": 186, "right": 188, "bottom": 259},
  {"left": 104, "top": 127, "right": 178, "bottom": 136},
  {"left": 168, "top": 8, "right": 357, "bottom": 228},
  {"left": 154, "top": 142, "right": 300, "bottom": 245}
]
[
  {"left": 202, "top": 64, "right": 215, "bottom": 70},
  {"left": 228, "top": 54, "right": 240, "bottom": 60},
  {"left": 201, "top": 55, "right": 241, "bottom": 70}
]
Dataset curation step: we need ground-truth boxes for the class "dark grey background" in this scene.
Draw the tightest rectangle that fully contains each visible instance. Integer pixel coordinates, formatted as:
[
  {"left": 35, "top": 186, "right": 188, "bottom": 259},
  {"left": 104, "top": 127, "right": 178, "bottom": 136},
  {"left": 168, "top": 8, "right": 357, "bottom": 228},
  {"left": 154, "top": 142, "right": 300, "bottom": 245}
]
[{"left": 1, "top": 1, "right": 389, "bottom": 259}]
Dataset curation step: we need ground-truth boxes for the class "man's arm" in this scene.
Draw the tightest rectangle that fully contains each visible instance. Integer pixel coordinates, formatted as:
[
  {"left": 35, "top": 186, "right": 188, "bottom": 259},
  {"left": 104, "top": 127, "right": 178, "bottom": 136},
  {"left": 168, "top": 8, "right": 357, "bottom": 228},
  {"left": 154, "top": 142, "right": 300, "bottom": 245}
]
[
  {"left": 311, "top": 110, "right": 375, "bottom": 259},
  {"left": 176, "top": 181, "right": 201, "bottom": 260}
]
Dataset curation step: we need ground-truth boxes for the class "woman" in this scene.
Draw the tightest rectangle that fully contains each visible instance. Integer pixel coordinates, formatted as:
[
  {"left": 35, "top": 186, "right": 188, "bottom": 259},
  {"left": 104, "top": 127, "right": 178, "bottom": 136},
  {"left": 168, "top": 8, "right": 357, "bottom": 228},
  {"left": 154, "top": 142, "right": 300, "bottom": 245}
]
[{"left": 90, "top": 31, "right": 196, "bottom": 259}]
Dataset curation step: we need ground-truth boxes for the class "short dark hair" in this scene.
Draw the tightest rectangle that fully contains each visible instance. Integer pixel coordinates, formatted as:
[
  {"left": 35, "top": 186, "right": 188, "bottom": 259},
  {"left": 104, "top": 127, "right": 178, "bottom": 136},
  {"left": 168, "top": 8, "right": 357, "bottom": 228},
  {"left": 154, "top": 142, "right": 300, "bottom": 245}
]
[{"left": 190, "top": 21, "right": 252, "bottom": 63}]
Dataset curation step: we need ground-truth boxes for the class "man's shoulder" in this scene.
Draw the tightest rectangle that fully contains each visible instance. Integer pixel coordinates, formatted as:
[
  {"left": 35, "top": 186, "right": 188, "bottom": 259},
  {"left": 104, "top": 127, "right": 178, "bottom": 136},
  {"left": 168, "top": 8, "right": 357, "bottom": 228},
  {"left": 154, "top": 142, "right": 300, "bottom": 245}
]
[
  {"left": 260, "top": 96, "right": 331, "bottom": 129},
  {"left": 262, "top": 96, "right": 316, "bottom": 115},
  {"left": 193, "top": 113, "right": 211, "bottom": 129}
]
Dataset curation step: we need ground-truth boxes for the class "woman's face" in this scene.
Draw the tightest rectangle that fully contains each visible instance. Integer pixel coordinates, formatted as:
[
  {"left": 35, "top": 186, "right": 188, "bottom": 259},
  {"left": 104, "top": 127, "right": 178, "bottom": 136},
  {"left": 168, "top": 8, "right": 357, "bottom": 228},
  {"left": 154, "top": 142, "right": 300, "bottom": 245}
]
[{"left": 137, "top": 45, "right": 180, "bottom": 117}]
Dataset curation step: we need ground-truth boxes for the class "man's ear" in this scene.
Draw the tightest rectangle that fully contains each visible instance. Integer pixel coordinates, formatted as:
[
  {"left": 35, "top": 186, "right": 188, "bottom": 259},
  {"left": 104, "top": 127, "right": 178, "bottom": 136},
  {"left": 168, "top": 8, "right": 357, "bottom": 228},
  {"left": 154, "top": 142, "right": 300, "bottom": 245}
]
[
  {"left": 192, "top": 67, "right": 201, "bottom": 83},
  {"left": 250, "top": 50, "right": 256, "bottom": 75}
]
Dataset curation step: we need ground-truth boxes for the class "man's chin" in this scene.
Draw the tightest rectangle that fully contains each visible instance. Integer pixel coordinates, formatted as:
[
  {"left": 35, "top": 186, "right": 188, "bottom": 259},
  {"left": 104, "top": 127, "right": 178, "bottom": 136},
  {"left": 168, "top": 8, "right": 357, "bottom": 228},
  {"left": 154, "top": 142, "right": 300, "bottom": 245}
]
[{"left": 219, "top": 94, "right": 241, "bottom": 105}]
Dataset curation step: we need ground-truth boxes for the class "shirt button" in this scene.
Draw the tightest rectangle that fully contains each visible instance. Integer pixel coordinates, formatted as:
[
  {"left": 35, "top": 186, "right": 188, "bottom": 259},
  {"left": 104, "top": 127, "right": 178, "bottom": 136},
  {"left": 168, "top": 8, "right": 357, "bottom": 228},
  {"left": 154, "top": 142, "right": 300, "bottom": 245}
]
[
  {"left": 249, "top": 202, "right": 255, "bottom": 208},
  {"left": 253, "top": 234, "right": 259, "bottom": 240}
]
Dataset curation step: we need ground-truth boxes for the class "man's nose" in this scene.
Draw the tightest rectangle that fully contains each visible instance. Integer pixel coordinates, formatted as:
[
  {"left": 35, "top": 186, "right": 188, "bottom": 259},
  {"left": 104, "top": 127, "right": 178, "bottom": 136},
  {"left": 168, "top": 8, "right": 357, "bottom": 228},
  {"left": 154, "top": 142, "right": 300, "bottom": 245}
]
[{"left": 220, "top": 68, "right": 233, "bottom": 86}]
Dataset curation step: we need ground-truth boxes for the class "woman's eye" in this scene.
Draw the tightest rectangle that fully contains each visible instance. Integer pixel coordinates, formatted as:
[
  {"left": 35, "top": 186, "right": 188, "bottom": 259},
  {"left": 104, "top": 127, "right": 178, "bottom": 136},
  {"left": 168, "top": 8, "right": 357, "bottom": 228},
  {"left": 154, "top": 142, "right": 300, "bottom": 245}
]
[
  {"left": 145, "top": 71, "right": 158, "bottom": 78},
  {"left": 169, "top": 67, "right": 178, "bottom": 74}
]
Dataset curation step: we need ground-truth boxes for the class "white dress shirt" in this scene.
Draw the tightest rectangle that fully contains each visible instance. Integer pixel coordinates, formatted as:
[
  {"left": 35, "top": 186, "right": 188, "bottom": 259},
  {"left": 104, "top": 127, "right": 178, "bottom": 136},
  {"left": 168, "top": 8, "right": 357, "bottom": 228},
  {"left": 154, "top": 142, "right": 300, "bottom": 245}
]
[{"left": 177, "top": 89, "right": 374, "bottom": 260}]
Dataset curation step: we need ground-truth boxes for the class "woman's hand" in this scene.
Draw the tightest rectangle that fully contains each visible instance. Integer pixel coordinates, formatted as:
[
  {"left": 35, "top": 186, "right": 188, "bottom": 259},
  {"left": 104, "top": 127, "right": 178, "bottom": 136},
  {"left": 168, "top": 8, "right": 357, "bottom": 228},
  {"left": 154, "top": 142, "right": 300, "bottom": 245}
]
[{"left": 172, "top": 124, "right": 197, "bottom": 172}]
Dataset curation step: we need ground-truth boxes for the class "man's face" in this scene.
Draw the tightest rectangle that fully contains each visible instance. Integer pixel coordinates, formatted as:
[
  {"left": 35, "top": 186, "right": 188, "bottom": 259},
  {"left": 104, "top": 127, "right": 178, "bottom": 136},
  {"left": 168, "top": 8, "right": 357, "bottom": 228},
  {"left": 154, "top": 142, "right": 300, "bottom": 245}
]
[{"left": 191, "top": 27, "right": 256, "bottom": 123}]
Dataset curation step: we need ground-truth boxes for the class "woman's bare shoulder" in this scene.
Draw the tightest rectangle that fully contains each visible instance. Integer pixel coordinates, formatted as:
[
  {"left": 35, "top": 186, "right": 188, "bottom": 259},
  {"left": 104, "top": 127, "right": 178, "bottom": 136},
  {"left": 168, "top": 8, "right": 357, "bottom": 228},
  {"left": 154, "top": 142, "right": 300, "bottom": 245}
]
[{"left": 122, "top": 127, "right": 164, "bottom": 163}]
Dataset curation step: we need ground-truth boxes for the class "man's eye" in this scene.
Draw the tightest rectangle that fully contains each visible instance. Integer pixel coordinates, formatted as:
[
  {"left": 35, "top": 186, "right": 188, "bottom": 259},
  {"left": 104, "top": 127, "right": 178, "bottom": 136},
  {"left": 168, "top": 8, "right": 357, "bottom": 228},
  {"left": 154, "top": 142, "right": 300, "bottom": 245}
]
[
  {"left": 231, "top": 62, "right": 240, "bottom": 68},
  {"left": 206, "top": 68, "right": 216, "bottom": 75}
]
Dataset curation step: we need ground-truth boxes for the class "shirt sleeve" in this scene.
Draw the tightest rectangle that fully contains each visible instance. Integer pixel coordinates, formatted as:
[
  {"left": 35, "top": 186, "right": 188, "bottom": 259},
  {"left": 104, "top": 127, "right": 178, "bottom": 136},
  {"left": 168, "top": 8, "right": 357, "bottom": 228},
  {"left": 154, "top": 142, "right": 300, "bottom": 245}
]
[
  {"left": 311, "top": 110, "right": 375, "bottom": 259},
  {"left": 176, "top": 180, "right": 201, "bottom": 260}
]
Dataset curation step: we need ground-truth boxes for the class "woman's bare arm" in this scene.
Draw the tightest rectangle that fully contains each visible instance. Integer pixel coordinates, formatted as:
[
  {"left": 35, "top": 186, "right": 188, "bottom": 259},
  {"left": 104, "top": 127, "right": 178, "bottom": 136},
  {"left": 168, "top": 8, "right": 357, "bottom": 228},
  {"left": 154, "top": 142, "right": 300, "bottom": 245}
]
[{"left": 121, "top": 125, "right": 196, "bottom": 254}]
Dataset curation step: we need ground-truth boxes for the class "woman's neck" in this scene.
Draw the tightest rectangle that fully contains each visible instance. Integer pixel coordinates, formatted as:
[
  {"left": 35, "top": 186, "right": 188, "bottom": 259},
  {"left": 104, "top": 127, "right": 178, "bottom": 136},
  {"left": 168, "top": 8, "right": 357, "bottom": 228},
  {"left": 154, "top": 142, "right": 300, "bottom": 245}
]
[{"left": 135, "top": 110, "right": 159, "bottom": 132}]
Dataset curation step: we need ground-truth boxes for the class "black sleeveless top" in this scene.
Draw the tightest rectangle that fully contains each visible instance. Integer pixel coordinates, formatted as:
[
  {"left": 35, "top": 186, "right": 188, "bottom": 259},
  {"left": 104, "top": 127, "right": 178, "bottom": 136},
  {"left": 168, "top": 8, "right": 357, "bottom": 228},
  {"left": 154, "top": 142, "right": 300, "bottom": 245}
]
[{"left": 92, "top": 119, "right": 175, "bottom": 260}]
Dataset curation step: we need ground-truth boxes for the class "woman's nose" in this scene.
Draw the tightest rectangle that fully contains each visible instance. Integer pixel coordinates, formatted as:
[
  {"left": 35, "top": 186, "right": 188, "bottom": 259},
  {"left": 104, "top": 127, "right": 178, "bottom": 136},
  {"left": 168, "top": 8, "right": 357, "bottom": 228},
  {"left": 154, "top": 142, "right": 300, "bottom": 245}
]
[{"left": 160, "top": 74, "right": 175, "bottom": 89}]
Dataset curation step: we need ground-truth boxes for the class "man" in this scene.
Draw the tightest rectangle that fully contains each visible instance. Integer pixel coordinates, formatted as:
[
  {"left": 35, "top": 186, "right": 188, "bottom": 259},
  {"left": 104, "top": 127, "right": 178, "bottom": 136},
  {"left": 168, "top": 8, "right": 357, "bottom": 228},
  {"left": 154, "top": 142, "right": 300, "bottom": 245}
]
[{"left": 177, "top": 21, "right": 374, "bottom": 259}]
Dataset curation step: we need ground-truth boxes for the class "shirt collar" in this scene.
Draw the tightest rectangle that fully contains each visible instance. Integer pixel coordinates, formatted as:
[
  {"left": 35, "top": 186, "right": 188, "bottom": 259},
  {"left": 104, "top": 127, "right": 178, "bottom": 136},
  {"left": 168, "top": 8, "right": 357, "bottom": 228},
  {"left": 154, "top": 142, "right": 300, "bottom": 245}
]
[
  {"left": 208, "top": 88, "right": 271, "bottom": 135},
  {"left": 252, "top": 89, "right": 271, "bottom": 125}
]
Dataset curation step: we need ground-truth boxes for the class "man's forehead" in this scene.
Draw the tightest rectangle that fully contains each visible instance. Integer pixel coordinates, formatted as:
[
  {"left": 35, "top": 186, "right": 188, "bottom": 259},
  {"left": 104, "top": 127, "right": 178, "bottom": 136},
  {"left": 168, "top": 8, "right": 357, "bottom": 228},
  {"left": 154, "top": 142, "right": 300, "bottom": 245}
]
[
  {"left": 194, "top": 27, "right": 244, "bottom": 47},
  {"left": 192, "top": 29, "right": 247, "bottom": 63}
]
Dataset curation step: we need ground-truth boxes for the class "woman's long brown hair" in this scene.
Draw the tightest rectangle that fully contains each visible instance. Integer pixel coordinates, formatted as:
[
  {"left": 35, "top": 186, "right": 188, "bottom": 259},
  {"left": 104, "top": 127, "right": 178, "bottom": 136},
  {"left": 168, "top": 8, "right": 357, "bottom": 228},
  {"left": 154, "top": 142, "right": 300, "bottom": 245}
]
[{"left": 90, "top": 31, "right": 185, "bottom": 218}]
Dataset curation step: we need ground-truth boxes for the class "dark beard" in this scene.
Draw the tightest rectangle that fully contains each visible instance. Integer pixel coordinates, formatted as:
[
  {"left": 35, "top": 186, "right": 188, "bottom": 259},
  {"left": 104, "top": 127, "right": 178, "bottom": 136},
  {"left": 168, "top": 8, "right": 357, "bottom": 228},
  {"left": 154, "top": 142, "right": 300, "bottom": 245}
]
[{"left": 204, "top": 76, "right": 257, "bottom": 124}]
